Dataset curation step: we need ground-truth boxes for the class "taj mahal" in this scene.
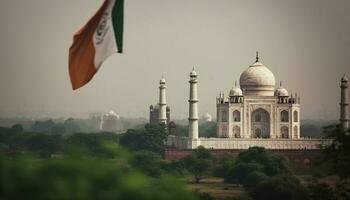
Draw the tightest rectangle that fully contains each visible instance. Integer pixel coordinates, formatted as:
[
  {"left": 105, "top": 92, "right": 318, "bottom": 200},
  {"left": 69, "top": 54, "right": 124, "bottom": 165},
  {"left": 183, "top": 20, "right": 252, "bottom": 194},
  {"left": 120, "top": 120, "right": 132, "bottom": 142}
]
[
  {"left": 153, "top": 53, "right": 346, "bottom": 150},
  {"left": 216, "top": 52, "right": 300, "bottom": 140}
]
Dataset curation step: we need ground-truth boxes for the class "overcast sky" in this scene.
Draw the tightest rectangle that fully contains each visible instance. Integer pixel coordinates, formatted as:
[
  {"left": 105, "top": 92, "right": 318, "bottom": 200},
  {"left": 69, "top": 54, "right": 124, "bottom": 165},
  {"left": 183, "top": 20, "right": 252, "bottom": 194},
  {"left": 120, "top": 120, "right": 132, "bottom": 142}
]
[{"left": 0, "top": 0, "right": 349, "bottom": 120}]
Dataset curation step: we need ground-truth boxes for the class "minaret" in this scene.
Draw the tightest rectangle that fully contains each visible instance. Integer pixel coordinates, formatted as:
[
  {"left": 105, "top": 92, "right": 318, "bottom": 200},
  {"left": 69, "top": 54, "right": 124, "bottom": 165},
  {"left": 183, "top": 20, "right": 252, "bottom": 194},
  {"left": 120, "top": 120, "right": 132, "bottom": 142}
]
[
  {"left": 340, "top": 74, "right": 349, "bottom": 130},
  {"left": 188, "top": 68, "right": 199, "bottom": 139},
  {"left": 158, "top": 77, "right": 167, "bottom": 124}
]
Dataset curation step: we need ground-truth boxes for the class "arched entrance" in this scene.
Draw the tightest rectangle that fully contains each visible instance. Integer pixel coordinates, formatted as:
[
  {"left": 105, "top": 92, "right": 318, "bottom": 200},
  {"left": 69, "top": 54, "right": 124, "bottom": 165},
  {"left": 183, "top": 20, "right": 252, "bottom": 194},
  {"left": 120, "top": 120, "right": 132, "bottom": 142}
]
[
  {"left": 251, "top": 108, "right": 270, "bottom": 138},
  {"left": 281, "top": 126, "right": 289, "bottom": 138},
  {"left": 233, "top": 126, "right": 241, "bottom": 138}
]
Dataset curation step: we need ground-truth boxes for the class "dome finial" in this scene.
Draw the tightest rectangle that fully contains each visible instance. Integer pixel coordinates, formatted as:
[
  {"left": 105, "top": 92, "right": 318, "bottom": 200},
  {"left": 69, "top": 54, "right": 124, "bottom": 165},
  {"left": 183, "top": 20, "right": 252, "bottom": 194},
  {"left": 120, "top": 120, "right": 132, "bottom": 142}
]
[
  {"left": 160, "top": 76, "right": 166, "bottom": 84},
  {"left": 235, "top": 80, "right": 237, "bottom": 87},
  {"left": 256, "top": 51, "right": 259, "bottom": 62},
  {"left": 280, "top": 81, "right": 282, "bottom": 87},
  {"left": 341, "top": 73, "right": 348, "bottom": 82}
]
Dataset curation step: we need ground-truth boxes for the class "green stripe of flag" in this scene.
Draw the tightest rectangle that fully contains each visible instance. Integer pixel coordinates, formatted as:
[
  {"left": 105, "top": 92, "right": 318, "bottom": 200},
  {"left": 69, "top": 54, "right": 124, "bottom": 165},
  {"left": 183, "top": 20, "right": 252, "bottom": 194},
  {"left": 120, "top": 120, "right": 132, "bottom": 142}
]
[{"left": 112, "top": 0, "right": 124, "bottom": 53}]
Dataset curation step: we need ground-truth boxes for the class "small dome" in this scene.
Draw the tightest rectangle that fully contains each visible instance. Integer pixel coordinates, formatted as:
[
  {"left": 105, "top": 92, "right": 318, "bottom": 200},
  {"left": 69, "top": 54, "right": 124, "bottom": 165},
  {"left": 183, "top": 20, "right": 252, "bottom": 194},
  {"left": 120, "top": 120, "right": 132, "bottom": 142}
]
[
  {"left": 229, "top": 87, "right": 243, "bottom": 96},
  {"left": 105, "top": 110, "right": 120, "bottom": 119},
  {"left": 190, "top": 67, "right": 197, "bottom": 76},
  {"left": 202, "top": 113, "right": 212, "bottom": 122},
  {"left": 275, "top": 87, "right": 289, "bottom": 97},
  {"left": 160, "top": 77, "right": 166, "bottom": 84},
  {"left": 341, "top": 74, "right": 348, "bottom": 82},
  {"left": 239, "top": 58, "right": 276, "bottom": 96}
]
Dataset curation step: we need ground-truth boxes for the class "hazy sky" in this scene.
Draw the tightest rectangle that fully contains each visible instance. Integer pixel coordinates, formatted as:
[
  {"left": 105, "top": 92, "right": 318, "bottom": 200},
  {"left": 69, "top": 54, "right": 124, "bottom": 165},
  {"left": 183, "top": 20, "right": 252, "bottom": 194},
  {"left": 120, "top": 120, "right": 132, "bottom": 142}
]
[{"left": 0, "top": 0, "right": 349, "bottom": 120}]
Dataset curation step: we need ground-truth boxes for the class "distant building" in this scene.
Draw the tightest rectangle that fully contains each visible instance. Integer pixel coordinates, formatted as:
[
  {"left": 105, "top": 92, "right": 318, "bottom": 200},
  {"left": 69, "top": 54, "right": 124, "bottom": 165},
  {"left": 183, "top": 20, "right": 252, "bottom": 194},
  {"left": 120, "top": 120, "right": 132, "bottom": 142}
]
[
  {"left": 101, "top": 110, "right": 121, "bottom": 132},
  {"left": 89, "top": 112, "right": 103, "bottom": 131},
  {"left": 166, "top": 53, "right": 331, "bottom": 150},
  {"left": 340, "top": 74, "right": 349, "bottom": 130},
  {"left": 168, "top": 121, "right": 177, "bottom": 135},
  {"left": 202, "top": 113, "right": 213, "bottom": 122},
  {"left": 149, "top": 105, "right": 170, "bottom": 124},
  {"left": 216, "top": 53, "right": 300, "bottom": 139}
]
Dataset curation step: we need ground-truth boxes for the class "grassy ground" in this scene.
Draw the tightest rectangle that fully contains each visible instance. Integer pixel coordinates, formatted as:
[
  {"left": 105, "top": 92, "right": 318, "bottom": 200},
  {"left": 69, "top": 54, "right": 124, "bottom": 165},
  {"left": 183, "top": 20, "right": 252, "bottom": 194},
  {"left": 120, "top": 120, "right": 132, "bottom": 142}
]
[{"left": 187, "top": 178, "right": 247, "bottom": 199}]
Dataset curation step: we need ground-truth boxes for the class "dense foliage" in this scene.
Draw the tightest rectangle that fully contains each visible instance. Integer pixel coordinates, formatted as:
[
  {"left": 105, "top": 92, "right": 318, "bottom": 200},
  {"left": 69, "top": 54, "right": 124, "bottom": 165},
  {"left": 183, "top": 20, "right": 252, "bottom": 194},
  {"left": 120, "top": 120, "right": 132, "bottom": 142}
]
[
  {"left": 119, "top": 123, "right": 168, "bottom": 154},
  {"left": 322, "top": 124, "right": 350, "bottom": 178},
  {"left": 0, "top": 149, "right": 197, "bottom": 200},
  {"left": 221, "top": 147, "right": 291, "bottom": 186},
  {"left": 182, "top": 146, "right": 213, "bottom": 183},
  {"left": 1, "top": 121, "right": 349, "bottom": 200},
  {"left": 0, "top": 123, "right": 200, "bottom": 200},
  {"left": 250, "top": 175, "right": 308, "bottom": 200},
  {"left": 175, "top": 122, "right": 217, "bottom": 138}
]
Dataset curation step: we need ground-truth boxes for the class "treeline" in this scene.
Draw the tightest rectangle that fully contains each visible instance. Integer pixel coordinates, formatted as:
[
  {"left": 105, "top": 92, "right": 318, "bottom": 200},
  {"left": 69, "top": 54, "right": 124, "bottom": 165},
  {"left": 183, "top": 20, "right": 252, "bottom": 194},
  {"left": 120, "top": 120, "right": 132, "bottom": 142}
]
[
  {"left": 0, "top": 123, "right": 200, "bottom": 200},
  {"left": 175, "top": 121, "right": 217, "bottom": 138},
  {"left": 0, "top": 117, "right": 149, "bottom": 134},
  {"left": 0, "top": 124, "right": 119, "bottom": 158},
  {"left": 0, "top": 117, "right": 334, "bottom": 138},
  {"left": 0, "top": 123, "right": 349, "bottom": 200}
]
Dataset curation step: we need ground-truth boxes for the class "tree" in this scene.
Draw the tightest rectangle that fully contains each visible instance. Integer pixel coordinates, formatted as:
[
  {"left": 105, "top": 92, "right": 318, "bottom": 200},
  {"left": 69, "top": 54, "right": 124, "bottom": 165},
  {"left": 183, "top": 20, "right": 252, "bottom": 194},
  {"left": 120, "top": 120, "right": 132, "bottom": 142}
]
[
  {"left": 223, "top": 147, "right": 291, "bottom": 185},
  {"left": 307, "top": 181, "right": 337, "bottom": 200},
  {"left": 322, "top": 124, "right": 350, "bottom": 178},
  {"left": 250, "top": 175, "right": 308, "bottom": 200},
  {"left": 131, "top": 150, "right": 165, "bottom": 177},
  {"left": 183, "top": 146, "right": 213, "bottom": 183},
  {"left": 243, "top": 171, "right": 268, "bottom": 189},
  {"left": 175, "top": 125, "right": 188, "bottom": 137},
  {"left": 64, "top": 118, "right": 81, "bottom": 134},
  {"left": 0, "top": 154, "right": 197, "bottom": 200},
  {"left": 51, "top": 124, "right": 66, "bottom": 135},
  {"left": 32, "top": 120, "right": 55, "bottom": 133},
  {"left": 194, "top": 145, "right": 212, "bottom": 159},
  {"left": 225, "top": 162, "right": 264, "bottom": 184},
  {"left": 11, "top": 124, "right": 23, "bottom": 133},
  {"left": 66, "top": 132, "right": 118, "bottom": 158},
  {"left": 184, "top": 156, "right": 212, "bottom": 183},
  {"left": 119, "top": 123, "right": 168, "bottom": 154},
  {"left": 199, "top": 122, "right": 217, "bottom": 138},
  {"left": 213, "top": 155, "right": 236, "bottom": 178},
  {"left": 24, "top": 133, "right": 64, "bottom": 157}
]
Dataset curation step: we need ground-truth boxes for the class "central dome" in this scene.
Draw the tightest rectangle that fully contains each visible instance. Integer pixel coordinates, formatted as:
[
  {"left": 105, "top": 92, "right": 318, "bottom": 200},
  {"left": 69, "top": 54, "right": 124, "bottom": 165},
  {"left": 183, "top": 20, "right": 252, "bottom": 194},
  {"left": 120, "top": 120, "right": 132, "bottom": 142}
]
[{"left": 239, "top": 58, "right": 276, "bottom": 96}]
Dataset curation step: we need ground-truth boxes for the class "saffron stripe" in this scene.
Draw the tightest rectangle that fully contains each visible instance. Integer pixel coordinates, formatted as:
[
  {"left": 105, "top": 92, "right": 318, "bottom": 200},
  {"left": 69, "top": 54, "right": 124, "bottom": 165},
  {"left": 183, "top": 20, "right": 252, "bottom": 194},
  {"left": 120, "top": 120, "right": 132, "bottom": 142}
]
[{"left": 69, "top": 0, "right": 109, "bottom": 90}]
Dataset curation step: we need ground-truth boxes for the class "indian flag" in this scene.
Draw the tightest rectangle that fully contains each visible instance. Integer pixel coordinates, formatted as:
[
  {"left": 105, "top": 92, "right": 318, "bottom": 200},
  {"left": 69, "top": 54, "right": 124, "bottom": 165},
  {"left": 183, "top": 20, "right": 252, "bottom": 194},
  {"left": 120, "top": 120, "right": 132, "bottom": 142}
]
[{"left": 69, "top": 0, "right": 124, "bottom": 90}]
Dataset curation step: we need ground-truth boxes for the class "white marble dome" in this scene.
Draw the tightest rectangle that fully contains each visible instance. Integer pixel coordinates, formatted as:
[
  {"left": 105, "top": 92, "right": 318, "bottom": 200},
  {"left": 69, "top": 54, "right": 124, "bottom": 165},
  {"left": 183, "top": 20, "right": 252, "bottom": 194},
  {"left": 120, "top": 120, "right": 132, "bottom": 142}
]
[
  {"left": 160, "top": 77, "right": 166, "bottom": 84},
  {"left": 190, "top": 68, "right": 197, "bottom": 76},
  {"left": 105, "top": 110, "right": 120, "bottom": 119},
  {"left": 274, "top": 87, "right": 289, "bottom": 97},
  {"left": 341, "top": 74, "right": 348, "bottom": 82},
  {"left": 229, "top": 87, "right": 243, "bottom": 96},
  {"left": 202, "top": 113, "right": 212, "bottom": 122},
  {"left": 239, "top": 61, "right": 276, "bottom": 96}
]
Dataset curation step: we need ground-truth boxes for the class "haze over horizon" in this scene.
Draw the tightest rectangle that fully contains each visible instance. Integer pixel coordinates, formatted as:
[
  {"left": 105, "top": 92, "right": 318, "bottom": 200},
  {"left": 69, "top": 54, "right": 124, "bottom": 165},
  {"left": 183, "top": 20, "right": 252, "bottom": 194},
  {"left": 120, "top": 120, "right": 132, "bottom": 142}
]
[{"left": 0, "top": 0, "right": 349, "bottom": 120}]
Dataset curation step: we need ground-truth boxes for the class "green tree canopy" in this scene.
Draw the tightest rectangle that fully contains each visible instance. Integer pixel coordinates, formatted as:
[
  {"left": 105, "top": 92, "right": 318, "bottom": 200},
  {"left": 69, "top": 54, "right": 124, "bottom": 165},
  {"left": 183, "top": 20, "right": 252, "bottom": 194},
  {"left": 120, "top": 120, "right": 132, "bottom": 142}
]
[
  {"left": 250, "top": 175, "right": 308, "bottom": 200},
  {"left": 322, "top": 124, "right": 350, "bottom": 178},
  {"left": 119, "top": 123, "right": 168, "bottom": 154},
  {"left": 183, "top": 146, "right": 213, "bottom": 183},
  {"left": 0, "top": 153, "right": 197, "bottom": 200},
  {"left": 223, "top": 147, "right": 291, "bottom": 185}
]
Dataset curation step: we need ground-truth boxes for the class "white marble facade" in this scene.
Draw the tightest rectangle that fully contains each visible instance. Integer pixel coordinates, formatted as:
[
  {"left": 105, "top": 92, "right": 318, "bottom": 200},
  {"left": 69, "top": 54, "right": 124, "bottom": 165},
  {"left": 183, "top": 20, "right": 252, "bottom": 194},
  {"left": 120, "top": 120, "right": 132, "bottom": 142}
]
[
  {"left": 167, "top": 136, "right": 332, "bottom": 150},
  {"left": 165, "top": 53, "right": 331, "bottom": 150},
  {"left": 216, "top": 54, "right": 300, "bottom": 140}
]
